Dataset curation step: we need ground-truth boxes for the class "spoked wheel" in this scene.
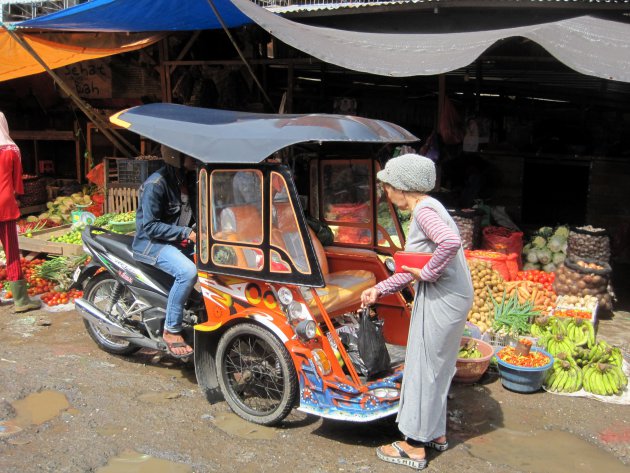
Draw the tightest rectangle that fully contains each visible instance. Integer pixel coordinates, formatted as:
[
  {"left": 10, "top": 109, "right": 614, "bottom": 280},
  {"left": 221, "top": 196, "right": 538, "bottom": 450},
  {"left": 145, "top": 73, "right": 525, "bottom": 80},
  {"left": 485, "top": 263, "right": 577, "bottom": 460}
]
[
  {"left": 82, "top": 273, "right": 140, "bottom": 356},
  {"left": 216, "top": 323, "right": 297, "bottom": 426}
]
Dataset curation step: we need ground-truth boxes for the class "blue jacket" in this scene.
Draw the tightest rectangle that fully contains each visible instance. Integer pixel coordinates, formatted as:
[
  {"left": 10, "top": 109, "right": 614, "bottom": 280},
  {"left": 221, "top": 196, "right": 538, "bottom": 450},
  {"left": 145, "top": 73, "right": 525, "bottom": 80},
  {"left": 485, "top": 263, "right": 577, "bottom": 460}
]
[{"left": 132, "top": 165, "right": 193, "bottom": 265}]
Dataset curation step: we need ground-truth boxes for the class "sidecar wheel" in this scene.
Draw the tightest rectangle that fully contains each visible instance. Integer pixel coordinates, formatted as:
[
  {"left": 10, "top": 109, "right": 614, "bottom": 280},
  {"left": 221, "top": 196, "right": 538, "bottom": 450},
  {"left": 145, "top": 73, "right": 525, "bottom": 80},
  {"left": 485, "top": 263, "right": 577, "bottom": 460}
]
[
  {"left": 83, "top": 274, "right": 140, "bottom": 356},
  {"left": 216, "top": 323, "right": 297, "bottom": 426}
]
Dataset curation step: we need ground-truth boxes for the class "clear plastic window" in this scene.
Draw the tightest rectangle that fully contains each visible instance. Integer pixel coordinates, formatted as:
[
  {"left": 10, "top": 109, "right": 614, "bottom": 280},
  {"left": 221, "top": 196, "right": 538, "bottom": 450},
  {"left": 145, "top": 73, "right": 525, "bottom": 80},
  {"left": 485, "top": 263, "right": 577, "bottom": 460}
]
[
  {"left": 198, "top": 169, "right": 209, "bottom": 263},
  {"left": 321, "top": 161, "right": 372, "bottom": 245},
  {"left": 270, "top": 172, "right": 311, "bottom": 274},
  {"left": 210, "top": 170, "right": 264, "bottom": 271}
]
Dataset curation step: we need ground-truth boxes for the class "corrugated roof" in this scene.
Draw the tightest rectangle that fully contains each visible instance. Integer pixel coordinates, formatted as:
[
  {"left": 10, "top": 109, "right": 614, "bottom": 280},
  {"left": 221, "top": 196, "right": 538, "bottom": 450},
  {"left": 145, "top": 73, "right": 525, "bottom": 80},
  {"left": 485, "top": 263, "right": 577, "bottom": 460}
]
[{"left": 257, "top": 0, "right": 630, "bottom": 14}]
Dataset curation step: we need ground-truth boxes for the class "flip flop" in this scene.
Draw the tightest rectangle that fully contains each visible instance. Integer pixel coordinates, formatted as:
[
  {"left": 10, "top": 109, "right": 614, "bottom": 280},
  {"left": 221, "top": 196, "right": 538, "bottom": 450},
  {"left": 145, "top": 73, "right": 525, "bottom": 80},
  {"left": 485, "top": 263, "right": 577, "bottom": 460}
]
[
  {"left": 376, "top": 442, "right": 427, "bottom": 470},
  {"left": 164, "top": 339, "right": 193, "bottom": 359},
  {"left": 425, "top": 439, "right": 449, "bottom": 452}
]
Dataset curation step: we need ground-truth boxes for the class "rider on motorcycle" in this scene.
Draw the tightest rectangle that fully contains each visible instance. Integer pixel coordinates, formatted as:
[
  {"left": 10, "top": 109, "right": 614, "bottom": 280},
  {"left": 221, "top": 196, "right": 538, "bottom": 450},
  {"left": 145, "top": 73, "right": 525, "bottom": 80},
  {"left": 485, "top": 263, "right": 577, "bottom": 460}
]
[{"left": 132, "top": 145, "right": 198, "bottom": 358}]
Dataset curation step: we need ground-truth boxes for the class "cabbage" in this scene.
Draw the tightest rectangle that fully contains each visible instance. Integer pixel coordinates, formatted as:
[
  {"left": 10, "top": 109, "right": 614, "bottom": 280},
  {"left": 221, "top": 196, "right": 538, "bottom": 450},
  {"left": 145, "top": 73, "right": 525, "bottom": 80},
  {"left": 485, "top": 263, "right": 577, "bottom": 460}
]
[
  {"left": 538, "top": 227, "right": 554, "bottom": 238},
  {"left": 542, "top": 263, "right": 557, "bottom": 273},
  {"left": 547, "top": 235, "right": 566, "bottom": 253},
  {"left": 552, "top": 252, "right": 566, "bottom": 265},
  {"left": 554, "top": 225, "right": 570, "bottom": 239},
  {"left": 532, "top": 236, "right": 547, "bottom": 249},
  {"left": 523, "top": 262, "right": 541, "bottom": 271},
  {"left": 536, "top": 248, "right": 552, "bottom": 265},
  {"left": 527, "top": 251, "right": 539, "bottom": 263}
]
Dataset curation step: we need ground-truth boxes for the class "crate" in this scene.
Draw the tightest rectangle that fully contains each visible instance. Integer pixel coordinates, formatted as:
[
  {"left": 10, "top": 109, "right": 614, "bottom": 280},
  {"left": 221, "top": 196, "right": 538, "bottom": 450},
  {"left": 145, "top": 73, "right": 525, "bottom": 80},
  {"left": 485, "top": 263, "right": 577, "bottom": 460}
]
[
  {"left": 484, "top": 332, "right": 540, "bottom": 354},
  {"left": 116, "top": 159, "right": 162, "bottom": 186},
  {"left": 106, "top": 187, "right": 139, "bottom": 214},
  {"left": 17, "top": 224, "right": 85, "bottom": 256}
]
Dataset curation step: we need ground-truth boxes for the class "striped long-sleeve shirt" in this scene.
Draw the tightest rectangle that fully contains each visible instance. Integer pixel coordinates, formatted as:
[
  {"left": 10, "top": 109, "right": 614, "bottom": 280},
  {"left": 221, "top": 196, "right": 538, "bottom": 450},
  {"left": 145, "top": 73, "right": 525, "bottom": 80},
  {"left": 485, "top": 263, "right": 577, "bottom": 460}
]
[{"left": 375, "top": 207, "right": 461, "bottom": 296}]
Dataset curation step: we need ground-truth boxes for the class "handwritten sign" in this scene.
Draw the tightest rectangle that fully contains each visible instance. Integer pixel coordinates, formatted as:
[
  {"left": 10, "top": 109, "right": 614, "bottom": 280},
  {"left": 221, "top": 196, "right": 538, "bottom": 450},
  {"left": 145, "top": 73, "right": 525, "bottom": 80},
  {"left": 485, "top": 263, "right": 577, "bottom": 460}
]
[{"left": 60, "top": 59, "right": 112, "bottom": 99}]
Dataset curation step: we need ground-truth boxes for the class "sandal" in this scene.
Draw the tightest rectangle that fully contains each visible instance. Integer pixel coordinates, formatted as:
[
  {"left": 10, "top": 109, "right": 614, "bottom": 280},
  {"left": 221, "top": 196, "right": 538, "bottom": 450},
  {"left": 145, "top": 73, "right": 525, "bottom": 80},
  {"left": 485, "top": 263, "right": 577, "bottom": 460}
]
[
  {"left": 163, "top": 332, "right": 193, "bottom": 359},
  {"left": 425, "top": 439, "right": 449, "bottom": 452},
  {"left": 376, "top": 442, "right": 427, "bottom": 470}
]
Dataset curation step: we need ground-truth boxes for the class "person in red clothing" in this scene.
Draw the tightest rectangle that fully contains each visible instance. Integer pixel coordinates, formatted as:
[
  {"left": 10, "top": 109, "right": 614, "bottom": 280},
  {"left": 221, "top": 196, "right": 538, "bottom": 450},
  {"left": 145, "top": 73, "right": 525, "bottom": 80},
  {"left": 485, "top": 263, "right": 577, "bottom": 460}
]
[{"left": 0, "top": 111, "right": 40, "bottom": 312}]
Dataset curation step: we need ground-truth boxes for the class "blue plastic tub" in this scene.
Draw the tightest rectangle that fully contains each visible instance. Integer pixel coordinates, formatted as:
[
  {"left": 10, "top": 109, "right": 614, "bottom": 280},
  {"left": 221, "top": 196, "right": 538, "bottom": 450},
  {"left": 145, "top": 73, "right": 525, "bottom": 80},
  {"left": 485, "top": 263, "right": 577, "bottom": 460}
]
[{"left": 496, "top": 347, "right": 554, "bottom": 393}]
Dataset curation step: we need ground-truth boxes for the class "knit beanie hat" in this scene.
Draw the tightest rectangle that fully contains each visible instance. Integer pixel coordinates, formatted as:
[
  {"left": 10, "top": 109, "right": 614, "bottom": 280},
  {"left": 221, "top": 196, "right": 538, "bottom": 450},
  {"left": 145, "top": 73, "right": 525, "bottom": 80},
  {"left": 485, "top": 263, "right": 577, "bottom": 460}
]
[{"left": 377, "top": 153, "right": 436, "bottom": 193}]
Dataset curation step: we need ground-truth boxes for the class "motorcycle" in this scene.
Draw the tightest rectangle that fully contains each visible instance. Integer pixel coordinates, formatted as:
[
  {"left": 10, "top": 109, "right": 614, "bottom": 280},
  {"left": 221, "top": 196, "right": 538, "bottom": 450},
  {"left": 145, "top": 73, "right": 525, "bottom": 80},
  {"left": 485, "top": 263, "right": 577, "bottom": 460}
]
[
  {"left": 74, "top": 102, "right": 420, "bottom": 426},
  {"left": 73, "top": 228, "right": 205, "bottom": 357}
]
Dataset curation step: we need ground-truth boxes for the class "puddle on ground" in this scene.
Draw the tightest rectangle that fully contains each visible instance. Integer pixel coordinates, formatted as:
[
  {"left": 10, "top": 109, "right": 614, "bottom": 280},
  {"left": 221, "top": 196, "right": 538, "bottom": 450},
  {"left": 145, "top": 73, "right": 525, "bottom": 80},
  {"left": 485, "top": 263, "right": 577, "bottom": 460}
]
[
  {"left": 0, "top": 390, "right": 69, "bottom": 436},
  {"left": 212, "top": 412, "right": 278, "bottom": 440},
  {"left": 96, "top": 450, "right": 191, "bottom": 473},
  {"left": 466, "top": 428, "right": 629, "bottom": 473}
]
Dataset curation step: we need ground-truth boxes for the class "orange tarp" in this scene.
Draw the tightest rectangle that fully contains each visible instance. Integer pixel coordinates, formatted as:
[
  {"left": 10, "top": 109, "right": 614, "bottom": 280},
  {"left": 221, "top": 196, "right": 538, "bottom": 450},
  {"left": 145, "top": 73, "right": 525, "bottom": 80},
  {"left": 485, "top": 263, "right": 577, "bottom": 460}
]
[{"left": 0, "top": 30, "right": 162, "bottom": 82}]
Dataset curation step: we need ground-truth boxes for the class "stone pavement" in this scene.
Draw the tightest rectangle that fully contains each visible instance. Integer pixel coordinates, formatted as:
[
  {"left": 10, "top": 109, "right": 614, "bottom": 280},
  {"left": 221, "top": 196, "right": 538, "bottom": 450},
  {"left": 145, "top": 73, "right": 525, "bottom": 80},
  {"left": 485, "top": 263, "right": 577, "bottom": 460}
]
[{"left": 598, "top": 311, "right": 630, "bottom": 357}]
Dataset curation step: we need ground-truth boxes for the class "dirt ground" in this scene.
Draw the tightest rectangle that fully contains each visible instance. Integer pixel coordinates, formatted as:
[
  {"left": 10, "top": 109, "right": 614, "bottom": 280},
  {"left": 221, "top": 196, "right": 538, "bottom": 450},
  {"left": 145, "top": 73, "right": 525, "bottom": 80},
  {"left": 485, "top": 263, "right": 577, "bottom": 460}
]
[{"left": 1, "top": 303, "right": 629, "bottom": 473}]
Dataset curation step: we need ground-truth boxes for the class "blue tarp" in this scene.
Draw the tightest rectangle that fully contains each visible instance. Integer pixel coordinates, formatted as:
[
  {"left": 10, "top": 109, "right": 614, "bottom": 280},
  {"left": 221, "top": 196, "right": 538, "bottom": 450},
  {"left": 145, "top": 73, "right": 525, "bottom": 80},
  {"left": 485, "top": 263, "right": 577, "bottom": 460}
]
[{"left": 18, "top": 0, "right": 252, "bottom": 32}]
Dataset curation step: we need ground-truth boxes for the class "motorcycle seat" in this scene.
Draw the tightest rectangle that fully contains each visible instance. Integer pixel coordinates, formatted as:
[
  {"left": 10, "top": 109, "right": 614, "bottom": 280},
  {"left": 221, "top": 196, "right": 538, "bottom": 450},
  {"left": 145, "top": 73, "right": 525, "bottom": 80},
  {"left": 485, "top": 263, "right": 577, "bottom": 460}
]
[{"left": 93, "top": 232, "right": 175, "bottom": 289}]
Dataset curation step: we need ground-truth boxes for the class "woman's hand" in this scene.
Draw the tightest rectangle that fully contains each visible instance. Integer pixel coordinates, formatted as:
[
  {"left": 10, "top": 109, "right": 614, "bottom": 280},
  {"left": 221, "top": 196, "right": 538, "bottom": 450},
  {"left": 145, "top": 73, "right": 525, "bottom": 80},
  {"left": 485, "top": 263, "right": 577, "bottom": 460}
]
[
  {"left": 401, "top": 265, "right": 423, "bottom": 280},
  {"left": 361, "top": 287, "right": 380, "bottom": 307},
  {"left": 188, "top": 230, "right": 197, "bottom": 243}
]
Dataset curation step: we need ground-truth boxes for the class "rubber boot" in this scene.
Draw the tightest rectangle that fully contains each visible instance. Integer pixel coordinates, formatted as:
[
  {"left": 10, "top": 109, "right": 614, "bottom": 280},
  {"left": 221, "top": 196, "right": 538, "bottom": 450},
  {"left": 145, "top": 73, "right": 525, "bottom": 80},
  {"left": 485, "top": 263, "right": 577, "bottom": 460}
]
[{"left": 9, "top": 280, "right": 41, "bottom": 313}]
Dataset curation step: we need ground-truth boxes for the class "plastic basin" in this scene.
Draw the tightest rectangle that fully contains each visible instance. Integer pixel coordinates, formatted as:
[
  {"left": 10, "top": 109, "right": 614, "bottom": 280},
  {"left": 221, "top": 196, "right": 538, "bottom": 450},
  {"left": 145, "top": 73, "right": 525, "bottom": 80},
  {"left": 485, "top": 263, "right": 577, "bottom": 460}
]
[
  {"left": 453, "top": 337, "right": 494, "bottom": 384},
  {"left": 110, "top": 219, "right": 136, "bottom": 234},
  {"left": 496, "top": 347, "right": 554, "bottom": 393}
]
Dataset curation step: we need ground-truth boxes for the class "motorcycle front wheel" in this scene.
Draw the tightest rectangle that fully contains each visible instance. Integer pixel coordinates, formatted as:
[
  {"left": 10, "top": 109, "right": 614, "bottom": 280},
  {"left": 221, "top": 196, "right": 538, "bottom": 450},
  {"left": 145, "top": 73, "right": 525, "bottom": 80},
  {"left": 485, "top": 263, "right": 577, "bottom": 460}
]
[
  {"left": 216, "top": 323, "right": 298, "bottom": 426},
  {"left": 83, "top": 273, "right": 141, "bottom": 356}
]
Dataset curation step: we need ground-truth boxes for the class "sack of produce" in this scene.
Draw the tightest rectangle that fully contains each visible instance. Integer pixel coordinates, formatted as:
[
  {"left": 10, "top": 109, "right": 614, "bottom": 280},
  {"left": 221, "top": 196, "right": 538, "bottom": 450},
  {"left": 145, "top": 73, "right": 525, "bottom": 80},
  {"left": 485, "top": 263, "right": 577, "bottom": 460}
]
[
  {"left": 448, "top": 208, "right": 482, "bottom": 250},
  {"left": 466, "top": 259, "right": 505, "bottom": 333},
  {"left": 465, "top": 250, "right": 519, "bottom": 281},
  {"left": 567, "top": 225, "right": 611, "bottom": 262},
  {"left": 482, "top": 226, "right": 524, "bottom": 260},
  {"left": 553, "top": 256, "right": 614, "bottom": 311}
]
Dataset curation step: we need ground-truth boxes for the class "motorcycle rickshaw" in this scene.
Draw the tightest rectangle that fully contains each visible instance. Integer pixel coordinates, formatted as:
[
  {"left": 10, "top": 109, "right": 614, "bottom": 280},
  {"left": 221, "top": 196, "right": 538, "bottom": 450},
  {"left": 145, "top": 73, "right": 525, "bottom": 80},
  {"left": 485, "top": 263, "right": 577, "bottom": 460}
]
[{"left": 78, "top": 103, "right": 419, "bottom": 426}]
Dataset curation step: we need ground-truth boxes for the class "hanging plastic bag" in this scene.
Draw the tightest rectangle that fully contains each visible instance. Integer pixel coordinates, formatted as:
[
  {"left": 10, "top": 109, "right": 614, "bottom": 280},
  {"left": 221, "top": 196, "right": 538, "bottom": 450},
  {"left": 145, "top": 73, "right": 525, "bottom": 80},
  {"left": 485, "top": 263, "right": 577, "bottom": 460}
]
[{"left": 357, "top": 308, "right": 391, "bottom": 378}]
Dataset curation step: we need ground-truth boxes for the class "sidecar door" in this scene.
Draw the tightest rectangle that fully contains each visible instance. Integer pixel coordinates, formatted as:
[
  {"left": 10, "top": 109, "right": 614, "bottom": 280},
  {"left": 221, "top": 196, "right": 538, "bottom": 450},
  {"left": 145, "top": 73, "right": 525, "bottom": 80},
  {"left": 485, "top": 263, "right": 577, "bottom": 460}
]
[{"left": 196, "top": 163, "right": 324, "bottom": 288}]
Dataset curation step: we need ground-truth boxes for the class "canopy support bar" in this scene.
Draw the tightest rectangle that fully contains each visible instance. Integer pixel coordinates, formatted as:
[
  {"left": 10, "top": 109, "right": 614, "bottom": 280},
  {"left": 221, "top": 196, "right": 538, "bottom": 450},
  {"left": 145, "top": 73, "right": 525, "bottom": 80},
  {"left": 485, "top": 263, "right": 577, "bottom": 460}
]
[
  {"left": 206, "top": 0, "right": 274, "bottom": 111},
  {"left": 2, "top": 25, "right": 138, "bottom": 159}
]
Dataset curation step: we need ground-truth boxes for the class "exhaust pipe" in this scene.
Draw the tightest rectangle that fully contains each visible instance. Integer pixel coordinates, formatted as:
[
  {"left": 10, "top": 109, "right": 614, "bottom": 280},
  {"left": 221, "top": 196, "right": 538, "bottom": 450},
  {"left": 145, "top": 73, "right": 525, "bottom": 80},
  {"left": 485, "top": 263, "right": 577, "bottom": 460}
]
[{"left": 75, "top": 298, "right": 162, "bottom": 351}]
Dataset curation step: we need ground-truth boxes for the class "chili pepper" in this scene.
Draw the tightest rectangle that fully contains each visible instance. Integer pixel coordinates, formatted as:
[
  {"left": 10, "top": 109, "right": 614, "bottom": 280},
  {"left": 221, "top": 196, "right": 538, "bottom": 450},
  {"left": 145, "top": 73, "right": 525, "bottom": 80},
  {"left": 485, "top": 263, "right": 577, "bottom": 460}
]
[{"left": 497, "top": 346, "right": 550, "bottom": 367}]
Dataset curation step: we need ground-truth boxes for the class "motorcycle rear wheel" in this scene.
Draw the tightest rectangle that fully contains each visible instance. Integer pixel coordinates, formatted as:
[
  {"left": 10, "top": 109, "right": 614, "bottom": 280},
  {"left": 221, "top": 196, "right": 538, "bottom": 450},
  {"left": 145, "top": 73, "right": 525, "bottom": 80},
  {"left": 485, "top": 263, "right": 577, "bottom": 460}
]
[
  {"left": 83, "top": 273, "right": 141, "bottom": 356},
  {"left": 216, "top": 323, "right": 297, "bottom": 426}
]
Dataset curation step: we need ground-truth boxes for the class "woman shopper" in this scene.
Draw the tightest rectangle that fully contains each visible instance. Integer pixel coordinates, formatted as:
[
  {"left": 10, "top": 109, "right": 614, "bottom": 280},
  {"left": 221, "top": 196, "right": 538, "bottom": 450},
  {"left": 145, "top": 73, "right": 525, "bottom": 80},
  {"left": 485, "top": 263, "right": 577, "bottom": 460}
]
[
  {"left": 0, "top": 112, "right": 40, "bottom": 313},
  {"left": 361, "top": 153, "right": 473, "bottom": 470}
]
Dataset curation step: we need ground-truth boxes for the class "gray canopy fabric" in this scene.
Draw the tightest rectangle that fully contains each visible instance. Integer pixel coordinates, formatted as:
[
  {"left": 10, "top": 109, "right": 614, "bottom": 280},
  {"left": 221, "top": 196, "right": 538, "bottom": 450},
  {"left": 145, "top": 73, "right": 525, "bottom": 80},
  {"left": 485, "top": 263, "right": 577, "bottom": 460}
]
[
  {"left": 110, "top": 103, "right": 419, "bottom": 163},
  {"left": 230, "top": 0, "right": 630, "bottom": 82}
]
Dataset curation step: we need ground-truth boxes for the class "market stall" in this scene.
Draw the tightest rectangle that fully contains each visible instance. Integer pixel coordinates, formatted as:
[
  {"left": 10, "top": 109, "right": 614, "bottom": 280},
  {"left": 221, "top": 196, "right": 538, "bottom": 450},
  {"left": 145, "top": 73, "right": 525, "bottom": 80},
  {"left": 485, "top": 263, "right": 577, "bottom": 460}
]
[{"left": 449, "top": 214, "right": 628, "bottom": 402}]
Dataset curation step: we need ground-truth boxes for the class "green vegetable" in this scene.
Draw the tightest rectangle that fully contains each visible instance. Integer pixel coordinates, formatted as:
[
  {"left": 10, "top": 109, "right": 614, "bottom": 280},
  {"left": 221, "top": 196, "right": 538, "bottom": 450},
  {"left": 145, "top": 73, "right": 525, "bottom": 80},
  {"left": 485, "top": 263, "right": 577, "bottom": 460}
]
[
  {"left": 532, "top": 236, "right": 547, "bottom": 249},
  {"left": 489, "top": 289, "right": 541, "bottom": 337}
]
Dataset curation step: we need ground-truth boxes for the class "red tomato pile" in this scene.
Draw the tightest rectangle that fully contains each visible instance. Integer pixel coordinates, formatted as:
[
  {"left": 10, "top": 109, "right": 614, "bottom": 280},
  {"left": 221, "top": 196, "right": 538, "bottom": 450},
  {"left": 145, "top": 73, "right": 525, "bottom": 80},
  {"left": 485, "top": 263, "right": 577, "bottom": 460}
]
[
  {"left": 515, "top": 270, "right": 556, "bottom": 291},
  {"left": 41, "top": 289, "right": 83, "bottom": 307},
  {"left": 1, "top": 258, "right": 54, "bottom": 297}
]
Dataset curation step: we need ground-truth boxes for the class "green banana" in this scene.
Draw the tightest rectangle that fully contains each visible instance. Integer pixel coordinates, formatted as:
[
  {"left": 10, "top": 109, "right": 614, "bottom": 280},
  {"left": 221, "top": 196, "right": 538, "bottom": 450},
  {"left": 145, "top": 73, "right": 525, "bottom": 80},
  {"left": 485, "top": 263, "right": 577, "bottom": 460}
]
[{"left": 551, "top": 369, "right": 565, "bottom": 392}]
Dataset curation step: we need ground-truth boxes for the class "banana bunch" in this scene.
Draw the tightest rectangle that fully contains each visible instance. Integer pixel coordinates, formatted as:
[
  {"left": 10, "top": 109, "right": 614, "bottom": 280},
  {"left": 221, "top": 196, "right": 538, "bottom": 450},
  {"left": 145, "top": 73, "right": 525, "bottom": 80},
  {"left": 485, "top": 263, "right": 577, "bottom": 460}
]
[
  {"left": 582, "top": 362, "right": 628, "bottom": 396},
  {"left": 543, "top": 333, "right": 576, "bottom": 358},
  {"left": 565, "top": 318, "right": 595, "bottom": 348},
  {"left": 530, "top": 316, "right": 557, "bottom": 338},
  {"left": 458, "top": 339, "right": 483, "bottom": 359},
  {"left": 586, "top": 341, "right": 624, "bottom": 366},
  {"left": 573, "top": 347, "right": 592, "bottom": 367},
  {"left": 545, "top": 356, "right": 582, "bottom": 393}
]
